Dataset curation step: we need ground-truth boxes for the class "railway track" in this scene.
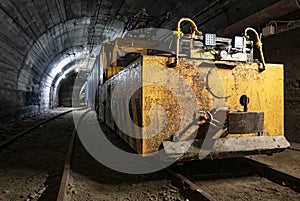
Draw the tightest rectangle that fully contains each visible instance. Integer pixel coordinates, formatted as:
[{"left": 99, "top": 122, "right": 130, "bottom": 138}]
[
  {"left": 57, "top": 142, "right": 300, "bottom": 201},
  {"left": 288, "top": 146, "right": 300, "bottom": 152},
  {"left": 56, "top": 109, "right": 90, "bottom": 201},
  {"left": 166, "top": 168, "right": 217, "bottom": 201},
  {"left": 55, "top": 109, "right": 300, "bottom": 201},
  {"left": 167, "top": 155, "right": 300, "bottom": 201},
  {"left": 0, "top": 108, "right": 90, "bottom": 201},
  {"left": 55, "top": 110, "right": 184, "bottom": 201},
  {"left": 0, "top": 109, "right": 75, "bottom": 149},
  {"left": 56, "top": 129, "right": 76, "bottom": 201}
]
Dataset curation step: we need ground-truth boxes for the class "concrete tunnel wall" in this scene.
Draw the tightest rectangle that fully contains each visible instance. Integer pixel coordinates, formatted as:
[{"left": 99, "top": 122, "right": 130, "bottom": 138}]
[
  {"left": 0, "top": 0, "right": 127, "bottom": 122},
  {"left": 0, "top": 14, "right": 123, "bottom": 122}
]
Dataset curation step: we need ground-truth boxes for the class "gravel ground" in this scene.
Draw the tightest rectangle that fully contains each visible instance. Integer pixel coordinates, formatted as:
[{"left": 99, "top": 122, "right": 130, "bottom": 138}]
[
  {"left": 197, "top": 175, "right": 300, "bottom": 201},
  {"left": 68, "top": 172, "right": 183, "bottom": 201},
  {"left": 0, "top": 108, "right": 185, "bottom": 201},
  {"left": 0, "top": 108, "right": 299, "bottom": 201},
  {"left": 173, "top": 157, "right": 300, "bottom": 201},
  {"left": 65, "top": 110, "right": 300, "bottom": 201},
  {"left": 66, "top": 116, "right": 184, "bottom": 201},
  {"left": 0, "top": 108, "right": 72, "bottom": 142},
  {"left": 0, "top": 108, "right": 74, "bottom": 201},
  {"left": 247, "top": 149, "right": 300, "bottom": 179}
]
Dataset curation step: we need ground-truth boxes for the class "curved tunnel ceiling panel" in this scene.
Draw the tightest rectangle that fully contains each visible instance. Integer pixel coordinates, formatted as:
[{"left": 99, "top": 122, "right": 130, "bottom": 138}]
[
  {"left": 17, "top": 17, "right": 124, "bottom": 91},
  {"left": 0, "top": 0, "right": 287, "bottom": 119},
  {"left": 0, "top": 0, "right": 282, "bottom": 92}
]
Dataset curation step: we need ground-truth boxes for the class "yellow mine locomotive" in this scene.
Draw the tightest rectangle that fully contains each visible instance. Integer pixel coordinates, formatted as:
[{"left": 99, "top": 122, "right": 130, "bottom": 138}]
[{"left": 86, "top": 18, "right": 289, "bottom": 161}]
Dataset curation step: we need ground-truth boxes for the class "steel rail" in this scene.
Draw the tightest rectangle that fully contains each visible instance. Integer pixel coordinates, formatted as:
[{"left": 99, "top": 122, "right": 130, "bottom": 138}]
[
  {"left": 0, "top": 109, "right": 75, "bottom": 149},
  {"left": 166, "top": 168, "right": 217, "bottom": 201},
  {"left": 56, "top": 109, "right": 90, "bottom": 201},
  {"left": 288, "top": 146, "right": 300, "bottom": 152},
  {"left": 56, "top": 129, "right": 76, "bottom": 201},
  {"left": 241, "top": 157, "right": 300, "bottom": 193}
]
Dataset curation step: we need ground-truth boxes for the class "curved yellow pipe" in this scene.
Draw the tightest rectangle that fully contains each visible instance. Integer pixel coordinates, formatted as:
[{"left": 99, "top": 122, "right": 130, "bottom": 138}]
[
  {"left": 175, "top": 17, "right": 201, "bottom": 37},
  {"left": 173, "top": 18, "right": 202, "bottom": 67},
  {"left": 244, "top": 27, "right": 266, "bottom": 71}
]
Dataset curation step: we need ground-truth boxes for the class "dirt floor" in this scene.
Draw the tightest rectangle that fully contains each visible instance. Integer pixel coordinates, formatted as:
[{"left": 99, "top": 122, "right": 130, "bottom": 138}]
[
  {"left": 0, "top": 108, "right": 299, "bottom": 201},
  {"left": 171, "top": 157, "right": 300, "bottom": 201},
  {"left": 247, "top": 146, "right": 300, "bottom": 179},
  {"left": 68, "top": 172, "right": 183, "bottom": 201},
  {"left": 66, "top": 109, "right": 300, "bottom": 201},
  {"left": 0, "top": 109, "right": 65, "bottom": 142},
  {"left": 66, "top": 118, "right": 184, "bottom": 201},
  {"left": 197, "top": 175, "right": 300, "bottom": 201},
  {"left": 0, "top": 108, "right": 74, "bottom": 201}
]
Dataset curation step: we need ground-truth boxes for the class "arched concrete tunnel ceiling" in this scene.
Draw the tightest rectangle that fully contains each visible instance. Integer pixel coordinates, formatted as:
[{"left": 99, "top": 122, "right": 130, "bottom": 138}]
[
  {"left": 0, "top": 0, "right": 298, "bottom": 118},
  {"left": 17, "top": 14, "right": 124, "bottom": 91}
]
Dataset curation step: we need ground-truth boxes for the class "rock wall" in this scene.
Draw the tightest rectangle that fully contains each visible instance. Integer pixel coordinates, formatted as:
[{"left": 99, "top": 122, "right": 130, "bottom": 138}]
[{"left": 0, "top": 88, "right": 41, "bottom": 123}]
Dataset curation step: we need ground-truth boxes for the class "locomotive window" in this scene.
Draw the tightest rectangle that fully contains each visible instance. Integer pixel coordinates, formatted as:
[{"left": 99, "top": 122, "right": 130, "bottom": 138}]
[
  {"left": 117, "top": 52, "right": 141, "bottom": 67},
  {"left": 117, "top": 49, "right": 126, "bottom": 57}
]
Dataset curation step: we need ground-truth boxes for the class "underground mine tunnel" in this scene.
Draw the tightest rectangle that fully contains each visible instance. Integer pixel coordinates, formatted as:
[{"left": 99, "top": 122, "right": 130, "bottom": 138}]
[{"left": 0, "top": 0, "right": 300, "bottom": 201}]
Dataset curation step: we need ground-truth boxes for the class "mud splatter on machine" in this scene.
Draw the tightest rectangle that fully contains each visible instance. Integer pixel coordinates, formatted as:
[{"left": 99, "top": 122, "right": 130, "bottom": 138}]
[{"left": 86, "top": 18, "right": 289, "bottom": 161}]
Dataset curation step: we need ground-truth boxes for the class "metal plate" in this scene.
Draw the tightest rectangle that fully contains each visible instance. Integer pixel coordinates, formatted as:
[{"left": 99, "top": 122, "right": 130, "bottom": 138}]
[{"left": 228, "top": 112, "right": 264, "bottom": 134}]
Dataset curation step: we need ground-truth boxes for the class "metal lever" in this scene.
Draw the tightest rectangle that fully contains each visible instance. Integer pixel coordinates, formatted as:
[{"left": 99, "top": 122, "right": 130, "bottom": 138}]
[{"left": 240, "top": 95, "right": 250, "bottom": 112}]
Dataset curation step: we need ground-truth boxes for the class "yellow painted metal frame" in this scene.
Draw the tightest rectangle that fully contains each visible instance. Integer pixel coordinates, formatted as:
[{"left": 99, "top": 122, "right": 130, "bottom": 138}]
[
  {"left": 137, "top": 56, "right": 284, "bottom": 154},
  {"left": 102, "top": 38, "right": 160, "bottom": 80}
]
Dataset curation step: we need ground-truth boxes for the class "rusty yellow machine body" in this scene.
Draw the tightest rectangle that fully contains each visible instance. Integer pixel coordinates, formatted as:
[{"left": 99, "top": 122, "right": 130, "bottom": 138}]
[{"left": 87, "top": 18, "right": 289, "bottom": 161}]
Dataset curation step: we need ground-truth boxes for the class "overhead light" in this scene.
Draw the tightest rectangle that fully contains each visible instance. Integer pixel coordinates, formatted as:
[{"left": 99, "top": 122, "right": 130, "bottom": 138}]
[
  {"left": 262, "top": 25, "right": 275, "bottom": 37},
  {"left": 204, "top": 33, "right": 216, "bottom": 47},
  {"left": 233, "top": 36, "right": 244, "bottom": 50}
]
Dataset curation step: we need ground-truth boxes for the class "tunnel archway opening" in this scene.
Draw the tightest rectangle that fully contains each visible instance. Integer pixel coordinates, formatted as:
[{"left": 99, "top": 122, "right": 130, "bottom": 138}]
[{"left": 57, "top": 72, "right": 78, "bottom": 107}]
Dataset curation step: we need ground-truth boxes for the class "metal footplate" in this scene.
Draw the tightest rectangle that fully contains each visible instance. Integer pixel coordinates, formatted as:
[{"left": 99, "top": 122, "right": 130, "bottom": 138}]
[{"left": 161, "top": 136, "right": 290, "bottom": 162}]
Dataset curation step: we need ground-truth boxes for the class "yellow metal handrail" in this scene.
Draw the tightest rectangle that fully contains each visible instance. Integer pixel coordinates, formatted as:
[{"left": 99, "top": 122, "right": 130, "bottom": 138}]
[
  {"left": 173, "top": 18, "right": 202, "bottom": 67},
  {"left": 175, "top": 17, "right": 202, "bottom": 38}
]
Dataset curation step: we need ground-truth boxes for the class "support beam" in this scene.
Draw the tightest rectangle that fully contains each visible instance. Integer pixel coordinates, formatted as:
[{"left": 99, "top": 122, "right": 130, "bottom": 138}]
[{"left": 218, "top": 0, "right": 300, "bottom": 36}]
